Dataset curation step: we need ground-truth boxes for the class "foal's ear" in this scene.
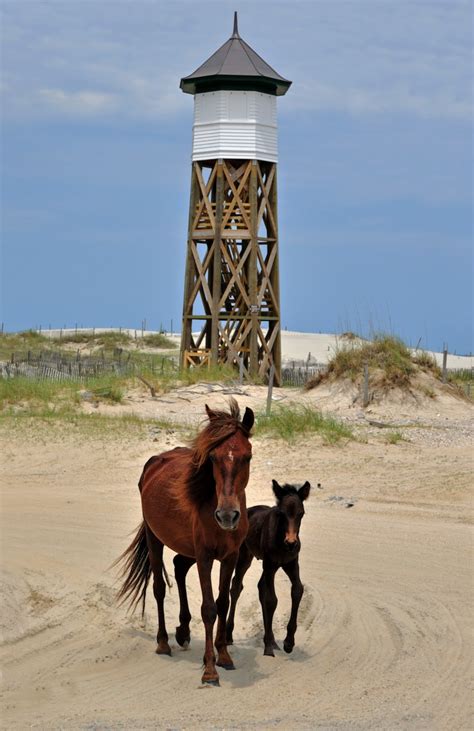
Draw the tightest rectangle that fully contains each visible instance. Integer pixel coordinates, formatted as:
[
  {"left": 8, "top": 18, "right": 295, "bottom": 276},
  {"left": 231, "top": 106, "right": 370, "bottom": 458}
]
[
  {"left": 205, "top": 404, "right": 218, "bottom": 421},
  {"left": 298, "top": 481, "right": 311, "bottom": 501},
  {"left": 242, "top": 406, "right": 254, "bottom": 433},
  {"left": 272, "top": 479, "right": 285, "bottom": 502}
]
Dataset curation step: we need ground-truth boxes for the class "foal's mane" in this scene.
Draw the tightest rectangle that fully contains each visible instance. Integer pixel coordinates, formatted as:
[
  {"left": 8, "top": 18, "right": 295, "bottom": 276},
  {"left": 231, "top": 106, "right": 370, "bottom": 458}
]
[
  {"left": 275, "top": 484, "right": 300, "bottom": 498},
  {"left": 190, "top": 398, "right": 250, "bottom": 471}
]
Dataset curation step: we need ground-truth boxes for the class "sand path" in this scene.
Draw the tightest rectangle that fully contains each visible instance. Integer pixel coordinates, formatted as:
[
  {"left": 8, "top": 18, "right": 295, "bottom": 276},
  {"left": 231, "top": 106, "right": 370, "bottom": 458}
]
[{"left": 1, "top": 392, "right": 472, "bottom": 729}]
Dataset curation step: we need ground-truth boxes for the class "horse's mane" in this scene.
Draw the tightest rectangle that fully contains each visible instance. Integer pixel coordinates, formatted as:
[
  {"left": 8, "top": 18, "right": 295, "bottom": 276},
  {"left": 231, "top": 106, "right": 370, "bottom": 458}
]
[
  {"left": 184, "top": 398, "right": 251, "bottom": 507},
  {"left": 190, "top": 398, "right": 249, "bottom": 470},
  {"left": 275, "top": 484, "right": 299, "bottom": 497}
]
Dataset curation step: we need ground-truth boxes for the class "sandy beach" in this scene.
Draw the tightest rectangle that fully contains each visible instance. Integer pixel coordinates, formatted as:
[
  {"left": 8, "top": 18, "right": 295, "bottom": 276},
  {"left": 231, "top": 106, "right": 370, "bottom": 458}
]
[{"left": 1, "top": 334, "right": 472, "bottom": 730}]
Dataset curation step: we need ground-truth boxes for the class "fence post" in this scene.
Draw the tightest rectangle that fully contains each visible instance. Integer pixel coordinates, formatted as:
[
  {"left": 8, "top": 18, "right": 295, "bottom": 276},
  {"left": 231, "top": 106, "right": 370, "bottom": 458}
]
[
  {"left": 266, "top": 364, "right": 275, "bottom": 417},
  {"left": 239, "top": 357, "right": 244, "bottom": 385},
  {"left": 363, "top": 362, "right": 369, "bottom": 407},
  {"left": 442, "top": 345, "right": 448, "bottom": 383}
]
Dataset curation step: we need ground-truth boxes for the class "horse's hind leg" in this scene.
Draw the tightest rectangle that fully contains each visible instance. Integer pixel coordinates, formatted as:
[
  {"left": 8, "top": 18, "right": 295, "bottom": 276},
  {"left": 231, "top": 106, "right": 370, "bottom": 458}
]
[
  {"left": 173, "top": 554, "right": 195, "bottom": 648},
  {"left": 144, "top": 524, "right": 171, "bottom": 656},
  {"left": 258, "top": 561, "right": 280, "bottom": 656},
  {"left": 281, "top": 559, "right": 304, "bottom": 654},
  {"left": 226, "top": 543, "right": 253, "bottom": 644}
]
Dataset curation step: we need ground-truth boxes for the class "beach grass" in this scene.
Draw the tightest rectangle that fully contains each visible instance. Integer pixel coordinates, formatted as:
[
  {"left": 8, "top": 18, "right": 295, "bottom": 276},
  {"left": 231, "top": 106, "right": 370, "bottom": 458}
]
[{"left": 255, "top": 404, "right": 353, "bottom": 444}]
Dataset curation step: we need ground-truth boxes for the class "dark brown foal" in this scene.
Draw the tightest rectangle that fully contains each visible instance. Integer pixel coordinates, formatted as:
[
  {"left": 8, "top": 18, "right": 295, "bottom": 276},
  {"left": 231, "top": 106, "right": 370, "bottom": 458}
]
[{"left": 226, "top": 480, "right": 312, "bottom": 656}]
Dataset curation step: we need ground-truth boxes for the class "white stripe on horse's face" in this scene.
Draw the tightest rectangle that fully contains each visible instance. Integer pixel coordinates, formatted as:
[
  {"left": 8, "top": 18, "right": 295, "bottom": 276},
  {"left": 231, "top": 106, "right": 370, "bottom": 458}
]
[{"left": 227, "top": 450, "right": 234, "bottom": 462}]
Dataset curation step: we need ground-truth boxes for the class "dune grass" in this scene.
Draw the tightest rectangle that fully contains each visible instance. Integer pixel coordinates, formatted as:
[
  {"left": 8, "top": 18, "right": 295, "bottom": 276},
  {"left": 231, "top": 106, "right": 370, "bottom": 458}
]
[
  {"left": 255, "top": 404, "right": 353, "bottom": 444},
  {"left": 141, "top": 333, "right": 176, "bottom": 349},
  {"left": 306, "top": 334, "right": 443, "bottom": 391},
  {"left": 0, "top": 328, "right": 177, "bottom": 358},
  {"left": 385, "top": 430, "right": 405, "bottom": 445},
  {"left": 0, "top": 359, "right": 241, "bottom": 416},
  {"left": 0, "top": 373, "right": 126, "bottom": 413},
  {"left": 0, "top": 330, "right": 51, "bottom": 358}
]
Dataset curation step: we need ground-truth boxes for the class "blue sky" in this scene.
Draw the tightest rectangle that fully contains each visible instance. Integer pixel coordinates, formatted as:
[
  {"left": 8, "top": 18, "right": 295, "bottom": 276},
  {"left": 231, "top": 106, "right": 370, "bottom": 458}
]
[{"left": 1, "top": 0, "right": 472, "bottom": 353}]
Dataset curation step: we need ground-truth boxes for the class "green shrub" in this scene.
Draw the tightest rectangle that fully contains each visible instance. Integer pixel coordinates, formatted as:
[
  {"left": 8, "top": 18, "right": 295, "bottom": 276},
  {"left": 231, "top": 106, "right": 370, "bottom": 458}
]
[
  {"left": 307, "top": 334, "right": 417, "bottom": 390},
  {"left": 386, "top": 430, "right": 404, "bottom": 444},
  {"left": 255, "top": 404, "right": 353, "bottom": 444},
  {"left": 141, "top": 333, "right": 177, "bottom": 349},
  {"left": 413, "top": 350, "right": 441, "bottom": 377}
]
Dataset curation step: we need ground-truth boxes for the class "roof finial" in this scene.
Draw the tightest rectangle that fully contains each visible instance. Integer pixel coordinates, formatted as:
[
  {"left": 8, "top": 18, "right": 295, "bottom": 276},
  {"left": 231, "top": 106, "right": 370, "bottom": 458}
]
[{"left": 232, "top": 11, "right": 239, "bottom": 38}]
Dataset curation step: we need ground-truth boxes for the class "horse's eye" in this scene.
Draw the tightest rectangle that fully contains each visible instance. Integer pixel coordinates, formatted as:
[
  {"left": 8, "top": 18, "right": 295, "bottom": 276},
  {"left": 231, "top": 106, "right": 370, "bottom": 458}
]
[
  {"left": 246, "top": 455, "right": 252, "bottom": 463},
  {"left": 209, "top": 453, "right": 215, "bottom": 463}
]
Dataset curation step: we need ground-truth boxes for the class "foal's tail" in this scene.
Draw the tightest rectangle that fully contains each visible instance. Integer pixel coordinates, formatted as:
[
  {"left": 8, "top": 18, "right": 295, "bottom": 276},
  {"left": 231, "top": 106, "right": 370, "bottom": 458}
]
[{"left": 112, "top": 521, "right": 171, "bottom": 617}]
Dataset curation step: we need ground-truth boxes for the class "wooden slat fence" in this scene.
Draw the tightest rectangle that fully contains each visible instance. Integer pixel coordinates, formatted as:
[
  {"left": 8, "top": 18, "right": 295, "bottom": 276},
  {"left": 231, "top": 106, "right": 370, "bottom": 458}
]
[
  {"left": 281, "top": 365, "right": 326, "bottom": 387},
  {"left": 0, "top": 350, "right": 177, "bottom": 382}
]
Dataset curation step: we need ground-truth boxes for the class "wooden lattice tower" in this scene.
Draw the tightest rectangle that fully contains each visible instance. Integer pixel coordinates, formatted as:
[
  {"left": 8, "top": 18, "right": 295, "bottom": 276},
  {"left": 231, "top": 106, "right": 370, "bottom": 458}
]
[{"left": 179, "top": 14, "right": 291, "bottom": 384}]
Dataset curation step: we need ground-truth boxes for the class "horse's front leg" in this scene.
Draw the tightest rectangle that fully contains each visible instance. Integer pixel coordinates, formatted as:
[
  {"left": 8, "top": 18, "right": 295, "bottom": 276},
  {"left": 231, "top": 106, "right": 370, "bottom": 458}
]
[
  {"left": 258, "top": 560, "right": 280, "bottom": 656},
  {"left": 282, "top": 559, "right": 304, "bottom": 653},
  {"left": 196, "top": 552, "right": 219, "bottom": 685},
  {"left": 215, "top": 553, "right": 238, "bottom": 669}
]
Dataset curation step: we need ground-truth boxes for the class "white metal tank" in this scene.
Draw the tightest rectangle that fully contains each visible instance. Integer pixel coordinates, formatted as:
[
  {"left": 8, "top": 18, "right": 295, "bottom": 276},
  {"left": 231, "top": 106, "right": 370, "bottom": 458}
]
[{"left": 192, "top": 89, "right": 278, "bottom": 162}]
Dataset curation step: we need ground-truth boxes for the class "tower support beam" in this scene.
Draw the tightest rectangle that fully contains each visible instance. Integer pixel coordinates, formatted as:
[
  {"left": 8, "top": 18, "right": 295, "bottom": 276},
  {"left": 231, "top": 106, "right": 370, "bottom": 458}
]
[{"left": 180, "top": 159, "right": 281, "bottom": 384}]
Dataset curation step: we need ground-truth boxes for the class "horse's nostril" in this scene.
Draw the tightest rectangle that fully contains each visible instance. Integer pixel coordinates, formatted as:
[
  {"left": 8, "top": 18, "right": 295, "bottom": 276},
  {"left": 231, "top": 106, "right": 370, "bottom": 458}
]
[
  {"left": 231, "top": 510, "right": 240, "bottom": 525},
  {"left": 214, "top": 509, "right": 240, "bottom": 529}
]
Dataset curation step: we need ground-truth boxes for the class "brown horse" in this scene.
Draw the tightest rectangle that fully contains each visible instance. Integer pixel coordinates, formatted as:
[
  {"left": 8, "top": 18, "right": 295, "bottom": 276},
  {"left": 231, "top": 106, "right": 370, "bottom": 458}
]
[
  {"left": 226, "top": 480, "right": 312, "bottom": 656},
  {"left": 114, "top": 399, "right": 254, "bottom": 686}
]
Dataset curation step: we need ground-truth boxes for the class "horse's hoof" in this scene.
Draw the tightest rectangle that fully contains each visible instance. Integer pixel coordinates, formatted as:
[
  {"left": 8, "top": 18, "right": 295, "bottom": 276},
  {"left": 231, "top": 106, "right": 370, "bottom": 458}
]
[
  {"left": 263, "top": 647, "right": 275, "bottom": 657},
  {"left": 283, "top": 642, "right": 294, "bottom": 654},
  {"left": 217, "top": 660, "right": 235, "bottom": 670},
  {"left": 156, "top": 644, "right": 172, "bottom": 656},
  {"left": 175, "top": 627, "right": 191, "bottom": 648},
  {"left": 201, "top": 675, "right": 220, "bottom": 688}
]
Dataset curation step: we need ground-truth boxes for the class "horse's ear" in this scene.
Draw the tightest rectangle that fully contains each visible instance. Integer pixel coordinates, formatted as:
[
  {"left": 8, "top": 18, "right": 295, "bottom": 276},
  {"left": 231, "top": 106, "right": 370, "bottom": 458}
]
[
  {"left": 205, "top": 404, "right": 218, "bottom": 421},
  {"left": 298, "top": 481, "right": 311, "bottom": 501},
  {"left": 242, "top": 406, "right": 254, "bottom": 433},
  {"left": 272, "top": 479, "right": 285, "bottom": 502}
]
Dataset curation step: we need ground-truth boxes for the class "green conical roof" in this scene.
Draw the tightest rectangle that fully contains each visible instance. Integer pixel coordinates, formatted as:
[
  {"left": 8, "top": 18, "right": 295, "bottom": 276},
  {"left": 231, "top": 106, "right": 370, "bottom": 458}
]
[{"left": 180, "top": 12, "right": 291, "bottom": 97}]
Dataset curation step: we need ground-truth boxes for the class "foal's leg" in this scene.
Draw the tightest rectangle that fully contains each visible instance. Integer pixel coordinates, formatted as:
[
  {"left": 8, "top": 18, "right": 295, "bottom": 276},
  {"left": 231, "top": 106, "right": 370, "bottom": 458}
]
[
  {"left": 258, "top": 561, "right": 280, "bottom": 656},
  {"left": 226, "top": 543, "right": 254, "bottom": 644},
  {"left": 215, "top": 553, "right": 239, "bottom": 669},
  {"left": 144, "top": 524, "right": 171, "bottom": 656},
  {"left": 196, "top": 552, "right": 219, "bottom": 685},
  {"left": 281, "top": 559, "right": 304, "bottom": 654},
  {"left": 173, "top": 554, "right": 195, "bottom": 648}
]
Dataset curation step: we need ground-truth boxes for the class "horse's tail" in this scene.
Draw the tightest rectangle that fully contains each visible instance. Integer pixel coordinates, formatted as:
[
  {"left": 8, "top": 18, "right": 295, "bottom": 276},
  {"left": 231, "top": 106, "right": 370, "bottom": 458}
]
[{"left": 112, "top": 521, "right": 172, "bottom": 617}]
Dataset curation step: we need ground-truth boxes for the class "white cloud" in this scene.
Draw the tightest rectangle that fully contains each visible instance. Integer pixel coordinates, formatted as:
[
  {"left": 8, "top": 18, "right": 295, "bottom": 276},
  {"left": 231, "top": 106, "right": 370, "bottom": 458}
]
[
  {"left": 0, "top": 1, "right": 471, "bottom": 123},
  {"left": 37, "top": 88, "right": 119, "bottom": 115},
  {"left": 290, "top": 81, "right": 471, "bottom": 121}
]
